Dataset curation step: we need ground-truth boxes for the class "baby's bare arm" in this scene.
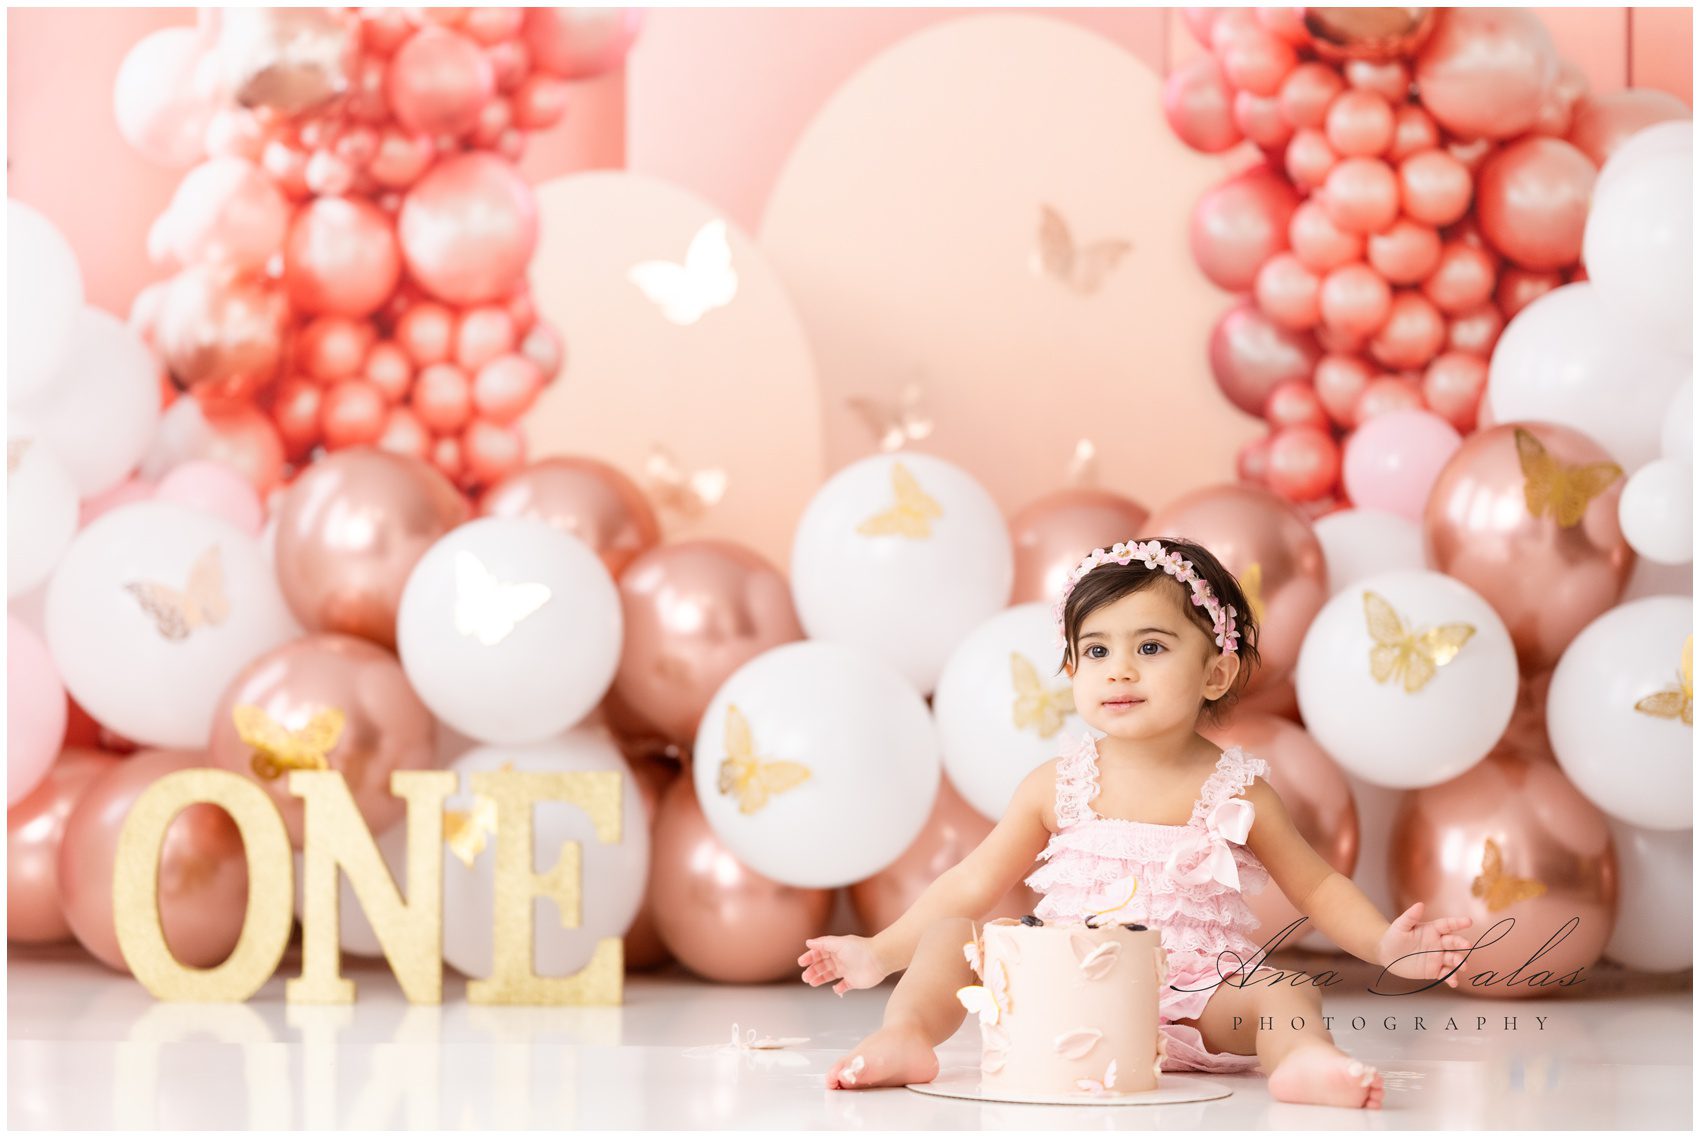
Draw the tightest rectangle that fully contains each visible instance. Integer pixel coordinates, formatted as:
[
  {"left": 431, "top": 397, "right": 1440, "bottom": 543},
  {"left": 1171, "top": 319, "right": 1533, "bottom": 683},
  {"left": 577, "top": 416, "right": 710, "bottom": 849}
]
[{"left": 1243, "top": 778, "right": 1388, "bottom": 961}]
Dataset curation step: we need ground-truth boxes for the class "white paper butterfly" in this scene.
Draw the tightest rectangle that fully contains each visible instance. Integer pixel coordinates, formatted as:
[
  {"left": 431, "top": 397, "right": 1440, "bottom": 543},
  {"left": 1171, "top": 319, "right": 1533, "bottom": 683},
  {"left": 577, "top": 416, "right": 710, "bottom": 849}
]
[
  {"left": 452, "top": 550, "right": 551, "bottom": 647},
  {"left": 627, "top": 219, "right": 739, "bottom": 325},
  {"left": 955, "top": 959, "right": 1010, "bottom": 1026}
]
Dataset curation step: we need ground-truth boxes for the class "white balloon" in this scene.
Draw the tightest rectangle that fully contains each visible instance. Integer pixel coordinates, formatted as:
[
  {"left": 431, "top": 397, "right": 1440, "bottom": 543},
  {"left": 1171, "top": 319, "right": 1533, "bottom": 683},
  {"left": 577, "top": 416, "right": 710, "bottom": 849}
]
[
  {"left": 1603, "top": 820, "right": 1692, "bottom": 973},
  {"left": 1583, "top": 135, "right": 1694, "bottom": 359},
  {"left": 790, "top": 451, "right": 1013, "bottom": 694},
  {"left": 397, "top": 517, "right": 621, "bottom": 745},
  {"left": 6, "top": 422, "right": 79, "bottom": 598},
  {"left": 13, "top": 308, "right": 161, "bottom": 496},
  {"left": 1311, "top": 509, "right": 1427, "bottom": 597},
  {"left": 6, "top": 200, "right": 83, "bottom": 405},
  {"left": 1618, "top": 459, "right": 1693, "bottom": 565},
  {"left": 1547, "top": 595, "right": 1692, "bottom": 830},
  {"left": 1487, "top": 283, "right": 1688, "bottom": 470},
  {"left": 934, "top": 602, "right": 1087, "bottom": 820},
  {"left": 1661, "top": 379, "right": 1692, "bottom": 464},
  {"left": 112, "top": 26, "right": 215, "bottom": 169},
  {"left": 43, "top": 500, "right": 296, "bottom": 747},
  {"left": 694, "top": 640, "right": 939, "bottom": 888},
  {"left": 439, "top": 730, "right": 649, "bottom": 981},
  {"left": 1294, "top": 570, "right": 1518, "bottom": 789}
]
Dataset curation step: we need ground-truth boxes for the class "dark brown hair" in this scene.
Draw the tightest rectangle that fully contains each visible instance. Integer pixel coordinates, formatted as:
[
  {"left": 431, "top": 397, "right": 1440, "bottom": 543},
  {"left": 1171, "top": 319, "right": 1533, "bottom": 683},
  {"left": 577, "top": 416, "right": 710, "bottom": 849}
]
[{"left": 1055, "top": 537, "right": 1262, "bottom": 726}]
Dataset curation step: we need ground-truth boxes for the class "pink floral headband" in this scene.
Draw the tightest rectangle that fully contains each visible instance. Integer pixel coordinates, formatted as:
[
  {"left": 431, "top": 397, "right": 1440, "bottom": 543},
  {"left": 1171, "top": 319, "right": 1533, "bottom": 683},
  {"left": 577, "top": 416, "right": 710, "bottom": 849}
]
[{"left": 1052, "top": 540, "right": 1241, "bottom": 655}]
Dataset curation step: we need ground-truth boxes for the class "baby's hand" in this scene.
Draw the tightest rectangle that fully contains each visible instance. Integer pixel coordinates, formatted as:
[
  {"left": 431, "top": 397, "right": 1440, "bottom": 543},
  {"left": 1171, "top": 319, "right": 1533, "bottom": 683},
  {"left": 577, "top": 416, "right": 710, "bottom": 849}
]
[
  {"left": 797, "top": 935, "right": 891, "bottom": 996},
  {"left": 1376, "top": 901, "right": 1473, "bottom": 989}
]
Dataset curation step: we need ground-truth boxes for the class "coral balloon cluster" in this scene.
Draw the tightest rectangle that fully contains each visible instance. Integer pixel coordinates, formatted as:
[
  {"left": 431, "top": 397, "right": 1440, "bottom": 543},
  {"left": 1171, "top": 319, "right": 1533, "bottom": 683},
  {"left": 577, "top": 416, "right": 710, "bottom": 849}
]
[
  {"left": 1168, "top": 7, "right": 1688, "bottom": 512},
  {"left": 120, "top": 9, "right": 638, "bottom": 492}
]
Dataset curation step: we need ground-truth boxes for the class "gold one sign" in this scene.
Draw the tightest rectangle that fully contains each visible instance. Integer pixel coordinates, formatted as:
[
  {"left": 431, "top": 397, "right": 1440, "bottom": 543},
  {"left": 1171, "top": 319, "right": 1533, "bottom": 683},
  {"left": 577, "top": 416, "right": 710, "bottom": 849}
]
[{"left": 111, "top": 769, "right": 623, "bottom": 1006}]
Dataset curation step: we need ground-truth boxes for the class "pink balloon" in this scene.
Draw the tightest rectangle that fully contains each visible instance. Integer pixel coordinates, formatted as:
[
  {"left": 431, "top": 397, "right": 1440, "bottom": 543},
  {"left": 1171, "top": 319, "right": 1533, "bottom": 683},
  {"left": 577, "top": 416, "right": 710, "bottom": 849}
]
[
  {"left": 1343, "top": 59, "right": 1411, "bottom": 103},
  {"left": 1369, "top": 290, "right": 1446, "bottom": 371},
  {"left": 1389, "top": 104, "right": 1441, "bottom": 161},
  {"left": 1266, "top": 425, "right": 1341, "bottom": 502},
  {"left": 1314, "top": 354, "right": 1374, "bottom": 427},
  {"left": 8, "top": 618, "right": 68, "bottom": 806},
  {"left": 1447, "top": 304, "right": 1505, "bottom": 356},
  {"left": 1325, "top": 89, "right": 1395, "bottom": 158},
  {"left": 1354, "top": 375, "right": 1425, "bottom": 424},
  {"left": 1422, "top": 241, "right": 1498, "bottom": 314},
  {"left": 1398, "top": 149, "right": 1473, "bottom": 227},
  {"left": 1320, "top": 156, "right": 1400, "bottom": 234},
  {"left": 1414, "top": 7, "right": 1557, "bottom": 141},
  {"left": 1319, "top": 262, "right": 1392, "bottom": 339},
  {"left": 1264, "top": 380, "right": 1329, "bottom": 432},
  {"left": 1366, "top": 218, "right": 1441, "bottom": 285},
  {"left": 1343, "top": 408, "right": 1463, "bottom": 519},
  {"left": 1567, "top": 89, "right": 1692, "bottom": 166},
  {"left": 1422, "top": 351, "right": 1490, "bottom": 431},
  {"left": 159, "top": 158, "right": 290, "bottom": 272},
  {"left": 1289, "top": 200, "right": 1365, "bottom": 273},
  {"left": 1190, "top": 165, "right": 1301, "bottom": 292},
  {"left": 398, "top": 153, "right": 537, "bottom": 305},
  {"left": 1163, "top": 55, "right": 1243, "bottom": 153},
  {"left": 1254, "top": 252, "right": 1322, "bottom": 330},
  {"left": 454, "top": 305, "right": 517, "bottom": 371},
  {"left": 522, "top": 8, "right": 643, "bottom": 80},
  {"left": 284, "top": 197, "right": 401, "bottom": 317},
  {"left": 1236, "top": 89, "right": 1295, "bottom": 150},
  {"left": 1284, "top": 128, "right": 1340, "bottom": 192},
  {"left": 1218, "top": 25, "right": 1298, "bottom": 96},
  {"left": 154, "top": 459, "right": 265, "bottom": 534},
  {"left": 1209, "top": 302, "right": 1322, "bottom": 416},
  {"left": 387, "top": 27, "right": 495, "bottom": 137},
  {"left": 368, "top": 128, "right": 435, "bottom": 189},
  {"left": 1476, "top": 137, "right": 1595, "bottom": 272},
  {"left": 1280, "top": 62, "right": 1347, "bottom": 130}
]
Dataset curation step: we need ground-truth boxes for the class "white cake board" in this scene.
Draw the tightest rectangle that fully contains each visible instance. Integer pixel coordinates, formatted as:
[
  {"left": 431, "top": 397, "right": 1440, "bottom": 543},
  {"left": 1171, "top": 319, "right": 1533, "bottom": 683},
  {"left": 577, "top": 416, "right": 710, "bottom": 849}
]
[{"left": 908, "top": 1066, "right": 1234, "bottom": 1106}]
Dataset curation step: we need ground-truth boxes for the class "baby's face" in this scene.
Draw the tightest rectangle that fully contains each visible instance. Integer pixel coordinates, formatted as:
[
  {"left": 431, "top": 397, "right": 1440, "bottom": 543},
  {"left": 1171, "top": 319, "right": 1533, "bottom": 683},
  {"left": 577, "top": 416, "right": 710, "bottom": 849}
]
[{"left": 1066, "top": 583, "right": 1238, "bottom": 740}]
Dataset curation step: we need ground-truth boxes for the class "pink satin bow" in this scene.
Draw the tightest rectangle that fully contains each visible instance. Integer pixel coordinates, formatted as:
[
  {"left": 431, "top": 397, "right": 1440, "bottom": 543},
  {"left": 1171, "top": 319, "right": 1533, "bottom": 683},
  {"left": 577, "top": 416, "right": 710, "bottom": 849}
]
[{"left": 1163, "top": 797, "right": 1255, "bottom": 889}]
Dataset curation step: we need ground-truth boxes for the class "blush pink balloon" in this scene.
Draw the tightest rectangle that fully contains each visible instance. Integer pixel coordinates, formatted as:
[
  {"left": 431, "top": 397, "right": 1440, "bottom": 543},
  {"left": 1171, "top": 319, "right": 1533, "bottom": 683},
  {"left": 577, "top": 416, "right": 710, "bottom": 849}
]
[
  {"left": 1343, "top": 59, "right": 1411, "bottom": 102},
  {"left": 399, "top": 153, "right": 537, "bottom": 306},
  {"left": 297, "top": 316, "right": 376, "bottom": 383},
  {"left": 1285, "top": 129, "right": 1341, "bottom": 192},
  {"left": 1319, "top": 262, "right": 1392, "bottom": 338},
  {"left": 1400, "top": 149, "right": 1473, "bottom": 228},
  {"left": 8, "top": 618, "right": 68, "bottom": 806},
  {"left": 1476, "top": 137, "right": 1596, "bottom": 272},
  {"left": 284, "top": 197, "right": 402, "bottom": 317},
  {"left": 364, "top": 341, "right": 414, "bottom": 403},
  {"left": 413, "top": 362, "right": 473, "bottom": 434},
  {"left": 1266, "top": 425, "right": 1341, "bottom": 502},
  {"left": 160, "top": 158, "right": 290, "bottom": 272},
  {"left": 1421, "top": 242, "right": 1498, "bottom": 315},
  {"left": 154, "top": 459, "right": 265, "bottom": 534},
  {"left": 396, "top": 301, "right": 456, "bottom": 366},
  {"left": 1321, "top": 157, "right": 1400, "bottom": 234},
  {"left": 461, "top": 418, "right": 525, "bottom": 487},
  {"left": 1566, "top": 89, "right": 1692, "bottom": 167},
  {"left": 1255, "top": 252, "right": 1322, "bottom": 330},
  {"left": 1163, "top": 55, "right": 1243, "bottom": 153},
  {"left": 522, "top": 7, "right": 643, "bottom": 80},
  {"left": 1342, "top": 408, "right": 1463, "bottom": 520},
  {"left": 1238, "top": 435, "right": 1273, "bottom": 486},
  {"left": 1209, "top": 302, "right": 1322, "bottom": 416},
  {"left": 1314, "top": 354, "right": 1374, "bottom": 428},
  {"left": 368, "top": 128, "right": 435, "bottom": 189},
  {"left": 1007, "top": 487, "right": 1152, "bottom": 604},
  {"left": 150, "top": 399, "right": 287, "bottom": 497},
  {"left": 8, "top": 747, "right": 123, "bottom": 943},
  {"left": 386, "top": 27, "right": 494, "bottom": 137},
  {"left": 1190, "top": 165, "right": 1301, "bottom": 292},
  {"left": 1414, "top": 7, "right": 1557, "bottom": 141},
  {"left": 1325, "top": 89, "right": 1395, "bottom": 158},
  {"left": 1289, "top": 200, "right": 1365, "bottom": 272},
  {"left": 321, "top": 379, "right": 390, "bottom": 450},
  {"left": 511, "top": 75, "right": 569, "bottom": 131},
  {"left": 1279, "top": 61, "right": 1346, "bottom": 129},
  {"left": 1422, "top": 351, "right": 1490, "bottom": 431},
  {"left": 1368, "top": 290, "right": 1446, "bottom": 371},
  {"left": 1367, "top": 219, "right": 1441, "bottom": 285}
]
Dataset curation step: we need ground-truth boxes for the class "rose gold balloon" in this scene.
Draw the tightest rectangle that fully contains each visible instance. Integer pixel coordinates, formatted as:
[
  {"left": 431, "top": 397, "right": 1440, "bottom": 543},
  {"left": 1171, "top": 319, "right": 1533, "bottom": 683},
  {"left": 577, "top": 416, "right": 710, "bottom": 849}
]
[
  {"left": 1209, "top": 302, "right": 1322, "bottom": 416},
  {"left": 217, "top": 7, "right": 356, "bottom": 117},
  {"left": 1422, "top": 241, "right": 1497, "bottom": 314},
  {"left": 274, "top": 448, "right": 470, "bottom": 648},
  {"left": 1425, "top": 422, "right": 1633, "bottom": 670},
  {"left": 1368, "top": 290, "right": 1445, "bottom": 371},
  {"left": 284, "top": 197, "right": 402, "bottom": 318},
  {"left": 649, "top": 777, "right": 834, "bottom": 983},
  {"left": 207, "top": 633, "right": 436, "bottom": 848},
  {"left": 1567, "top": 89, "right": 1691, "bottom": 167},
  {"left": 58, "top": 750, "right": 251, "bottom": 973},
  {"left": 1265, "top": 425, "right": 1341, "bottom": 502},
  {"left": 1367, "top": 218, "right": 1441, "bottom": 285},
  {"left": 1325, "top": 89, "right": 1396, "bottom": 158},
  {"left": 1390, "top": 747, "right": 1616, "bottom": 999},
  {"left": 623, "top": 752, "right": 679, "bottom": 971},
  {"left": 1146, "top": 483, "right": 1328, "bottom": 690},
  {"left": 1303, "top": 7, "right": 1435, "bottom": 62},
  {"left": 1495, "top": 266, "right": 1562, "bottom": 321},
  {"left": 1190, "top": 165, "right": 1302, "bottom": 293},
  {"left": 1163, "top": 55, "right": 1242, "bottom": 154},
  {"left": 1289, "top": 200, "right": 1365, "bottom": 273},
  {"left": 1414, "top": 8, "right": 1557, "bottom": 141},
  {"left": 477, "top": 456, "right": 661, "bottom": 580},
  {"left": 1204, "top": 713, "right": 1357, "bottom": 949},
  {"left": 8, "top": 748, "right": 123, "bottom": 944},
  {"left": 1476, "top": 137, "right": 1595, "bottom": 272},
  {"left": 850, "top": 777, "right": 1040, "bottom": 932},
  {"left": 1009, "top": 488, "right": 1152, "bottom": 604},
  {"left": 1421, "top": 351, "right": 1489, "bottom": 431},
  {"left": 155, "top": 266, "right": 287, "bottom": 401},
  {"left": 606, "top": 541, "right": 804, "bottom": 747}
]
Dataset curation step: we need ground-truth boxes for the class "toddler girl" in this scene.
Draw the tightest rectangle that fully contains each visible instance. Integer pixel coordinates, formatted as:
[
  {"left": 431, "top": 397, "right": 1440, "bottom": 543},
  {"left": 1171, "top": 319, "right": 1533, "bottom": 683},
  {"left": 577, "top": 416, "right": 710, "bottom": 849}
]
[{"left": 797, "top": 537, "right": 1474, "bottom": 1109}]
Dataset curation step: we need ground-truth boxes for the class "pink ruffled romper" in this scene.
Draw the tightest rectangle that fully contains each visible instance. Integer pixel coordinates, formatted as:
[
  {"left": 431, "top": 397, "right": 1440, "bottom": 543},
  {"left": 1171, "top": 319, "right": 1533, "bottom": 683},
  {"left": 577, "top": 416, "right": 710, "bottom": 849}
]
[{"left": 1025, "top": 731, "right": 1273, "bottom": 1074}]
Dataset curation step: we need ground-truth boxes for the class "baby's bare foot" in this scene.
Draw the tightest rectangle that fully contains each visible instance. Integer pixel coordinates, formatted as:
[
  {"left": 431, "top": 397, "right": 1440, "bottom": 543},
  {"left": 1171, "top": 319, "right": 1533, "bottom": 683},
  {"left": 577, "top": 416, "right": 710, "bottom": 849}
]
[
  {"left": 1267, "top": 1043, "right": 1384, "bottom": 1110},
  {"left": 825, "top": 1023, "right": 940, "bottom": 1090}
]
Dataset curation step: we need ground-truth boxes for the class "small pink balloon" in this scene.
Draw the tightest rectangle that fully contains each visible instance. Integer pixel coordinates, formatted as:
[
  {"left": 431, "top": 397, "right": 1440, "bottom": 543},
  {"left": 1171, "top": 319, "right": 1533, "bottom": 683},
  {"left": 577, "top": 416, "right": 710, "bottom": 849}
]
[
  {"left": 1325, "top": 89, "right": 1395, "bottom": 158},
  {"left": 1264, "top": 380, "right": 1330, "bottom": 432},
  {"left": 1343, "top": 408, "right": 1463, "bottom": 520},
  {"left": 471, "top": 354, "right": 544, "bottom": 425},
  {"left": 1366, "top": 219, "right": 1441, "bottom": 285},
  {"left": 364, "top": 341, "right": 414, "bottom": 403},
  {"left": 1320, "top": 156, "right": 1401, "bottom": 234},
  {"left": 1388, "top": 104, "right": 1441, "bottom": 161},
  {"left": 154, "top": 459, "right": 265, "bottom": 534},
  {"left": 1209, "top": 302, "right": 1322, "bottom": 416},
  {"left": 161, "top": 158, "right": 290, "bottom": 272},
  {"left": 369, "top": 128, "right": 435, "bottom": 189},
  {"left": 321, "top": 379, "right": 390, "bottom": 450},
  {"left": 1422, "top": 351, "right": 1490, "bottom": 431},
  {"left": 413, "top": 362, "right": 474, "bottom": 435},
  {"left": 387, "top": 27, "right": 495, "bottom": 138},
  {"left": 519, "top": 321, "right": 564, "bottom": 382},
  {"left": 1164, "top": 55, "right": 1243, "bottom": 153},
  {"left": 1190, "top": 165, "right": 1301, "bottom": 292},
  {"left": 297, "top": 315, "right": 377, "bottom": 382},
  {"left": 1414, "top": 7, "right": 1557, "bottom": 141},
  {"left": 284, "top": 198, "right": 402, "bottom": 317},
  {"left": 1369, "top": 291, "right": 1446, "bottom": 371},
  {"left": 1266, "top": 425, "right": 1342, "bottom": 502},
  {"left": 1354, "top": 375, "right": 1425, "bottom": 424},
  {"left": 523, "top": 7, "right": 643, "bottom": 80},
  {"left": 454, "top": 305, "right": 517, "bottom": 371},
  {"left": 1319, "top": 262, "right": 1393, "bottom": 339},
  {"left": 80, "top": 477, "right": 156, "bottom": 527},
  {"left": 8, "top": 618, "right": 68, "bottom": 806},
  {"left": 397, "top": 301, "right": 457, "bottom": 366},
  {"left": 1279, "top": 62, "right": 1346, "bottom": 130},
  {"left": 511, "top": 75, "right": 569, "bottom": 132},
  {"left": 1422, "top": 241, "right": 1498, "bottom": 314},
  {"left": 1343, "top": 59, "right": 1410, "bottom": 102},
  {"left": 1255, "top": 251, "right": 1322, "bottom": 330},
  {"left": 1447, "top": 304, "right": 1505, "bottom": 356},
  {"left": 1218, "top": 25, "right": 1298, "bottom": 96},
  {"left": 398, "top": 153, "right": 538, "bottom": 305},
  {"left": 461, "top": 418, "right": 525, "bottom": 487},
  {"left": 1314, "top": 354, "right": 1374, "bottom": 428},
  {"left": 1285, "top": 128, "right": 1340, "bottom": 192},
  {"left": 1496, "top": 266, "right": 1563, "bottom": 321},
  {"left": 1234, "top": 90, "right": 1294, "bottom": 151},
  {"left": 1289, "top": 200, "right": 1365, "bottom": 273},
  {"left": 1476, "top": 137, "right": 1596, "bottom": 272},
  {"left": 1238, "top": 434, "right": 1273, "bottom": 485}
]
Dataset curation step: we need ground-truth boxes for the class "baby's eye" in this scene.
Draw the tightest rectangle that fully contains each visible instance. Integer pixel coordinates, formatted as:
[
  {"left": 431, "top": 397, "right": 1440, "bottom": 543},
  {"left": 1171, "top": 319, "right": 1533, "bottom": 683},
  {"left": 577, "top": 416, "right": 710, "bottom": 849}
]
[
  {"left": 1085, "top": 645, "right": 1107, "bottom": 659},
  {"left": 1139, "top": 642, "right": 1164, "bottom": 656}
]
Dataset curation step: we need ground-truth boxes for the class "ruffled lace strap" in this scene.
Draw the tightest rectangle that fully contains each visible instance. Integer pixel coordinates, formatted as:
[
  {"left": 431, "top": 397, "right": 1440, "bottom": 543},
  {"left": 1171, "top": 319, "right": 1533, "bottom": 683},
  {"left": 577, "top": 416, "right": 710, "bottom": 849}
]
[
  {"left": 1053, "top": 732, "right": 1101, "bottom": 828},
  {"left": 1189, "top": 746, "right": 1271, "bottom": 826}
]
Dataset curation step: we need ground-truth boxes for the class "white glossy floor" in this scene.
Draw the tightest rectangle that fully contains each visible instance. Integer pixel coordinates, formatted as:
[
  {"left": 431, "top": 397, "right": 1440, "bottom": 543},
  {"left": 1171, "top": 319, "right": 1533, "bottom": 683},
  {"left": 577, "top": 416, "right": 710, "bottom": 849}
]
[{"left": 7, "top": 944, "right": 1692, "bottom": 1130}]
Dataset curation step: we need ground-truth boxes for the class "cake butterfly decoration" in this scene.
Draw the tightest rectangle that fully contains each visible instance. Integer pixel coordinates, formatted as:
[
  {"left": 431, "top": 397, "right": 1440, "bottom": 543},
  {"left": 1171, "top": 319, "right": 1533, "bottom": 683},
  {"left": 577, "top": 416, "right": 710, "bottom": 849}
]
[
  {"left": 234, "top": 704, "right": 344, "bottom": 782},
  {"left": 1076, "top": 1058, "right": 1118, "bottom": 1096},
  {"left": 1054, "top": 1028, "right": 1103, "bottom": 1061},
  {"left": 716, "top": 704, "right": 812, "bottom": 815},
  {"left": 124, "top": 545, "right": 230, "bottom": 642},
  {"left": 1633, "top": 634, "right": 1692, "bottom": 727},
  {"left": 1010, "top": 652, "right": 1076, "bottom": 739},
  {"left": 1070, "top": 935, "right": 1123, "bottom": 982},
  {"left": 1364, "top": 590, "right": 1475, "bottom": 694},
  {"left": 856, "top": 461, "right": 943, "bottom": 539},
  {"left": 954, "top": 958, "right": 1010, "bottom": 1026},
  {"left": 1470, "top": 836, "right": 1547, "bottom": 912},
  {"left": 1514, "top": 427, "right": 1623, "bottom": 528}
]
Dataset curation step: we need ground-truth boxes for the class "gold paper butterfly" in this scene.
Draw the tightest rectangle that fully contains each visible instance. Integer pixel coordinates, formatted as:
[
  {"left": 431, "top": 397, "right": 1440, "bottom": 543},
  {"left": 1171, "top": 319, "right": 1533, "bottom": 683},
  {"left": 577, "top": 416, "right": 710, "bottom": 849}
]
[
  {"left": 234, "top": 704, "right": 345, "bottom": 782},
  {"left": 1515, "top": 427, "right": 1623, "bottom": 528},
  {"left": 856, "top": 461, "right": 942, "bottom": 539},
  {"left": 1011, "top": 652, "right": 1075, "bottom": 738},
  {"left": 1634, "top": 634, "right": 1693, "bottom": 727},
  {"left": 442, "top": 762, "right": 513, "bottom": 867},
  {"left": 7, "top": 438, "right": 30, "bottom": 474},
  {"left": 1364, "top": 590, "right": 1475, "bottom": 694},
  {"left": 1033, "top": 204, "right": 1131, "bottom": 295},
  {"left": 1240, "top": 561, "right": 1266, "bottom": 626},
  {"left": 846, "top": 381, "right": 934, "bottom": 453},
  {"left": 1470, "top": 836, "right": 1547, "bottom": 912},
  {"left": 715, "top": 704, "right": 812, "bottom": 815},
  {"left": 124, "top": 546, "right": 230, "bottom": 641},
  {"left": 645, "top": 445, "right": 728, "bottom": 523},
  {"left": 627, "top": 219, "right": 738, "bottom": 325}
]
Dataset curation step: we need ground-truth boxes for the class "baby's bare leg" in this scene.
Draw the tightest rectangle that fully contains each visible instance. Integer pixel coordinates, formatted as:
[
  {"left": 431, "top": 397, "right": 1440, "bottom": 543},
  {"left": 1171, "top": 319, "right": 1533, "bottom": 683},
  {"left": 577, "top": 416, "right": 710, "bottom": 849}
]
[{"left": 826, "top": 917, "right": 978, "bottom": 1090}]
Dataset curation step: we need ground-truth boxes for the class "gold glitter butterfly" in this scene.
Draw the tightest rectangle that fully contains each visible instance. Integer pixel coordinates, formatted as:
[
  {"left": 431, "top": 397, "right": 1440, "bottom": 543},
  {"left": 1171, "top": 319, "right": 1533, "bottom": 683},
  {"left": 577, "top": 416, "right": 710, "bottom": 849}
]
[
  {"left": 856, "top": 461, "right": 942, "bottom": 539},
  {"left": 627, "top": 219, "right": 738, "bottom": 326},
  {"left": 443, "top": 769, "right": 510, "bottom": 868},
  {"left": 1011, "top": 652, "right": 1075, "bottom": 738},
  {"left": 645, "top": 444, "right": 728, "bottom": 523},
  {"left": 847, "top": 381, "right": 934, "bottom": 453},
  {"left": 7, "top": 438, "right": 30, "bottom": 474},
  {"left": 124, "top": 546, "right": 230, "bottom": 641},
  {"left": 1033, "top": 204, "right": 1131, "bottom": 295},
  {"left": 1240, "top": 561, "right": 1266, "bottom": 626},
  {"left": 1364, "top": 590, "right": 1475, "bottom": 694},
  {"left": 1515, "top": 427, "right": 1623, "bottom": 528},
  {"left": 234, "top": 704, "right": 345, "bottom": 782},
  {"left": 716, "top": 704, "right": 811, "bottom": 815},
  {"left": 1470, "top": 836, "right": 1547, "bottom": 912},
  {"left": 1634, "top": 634, "right": 1693, "bottom": 727}
]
